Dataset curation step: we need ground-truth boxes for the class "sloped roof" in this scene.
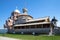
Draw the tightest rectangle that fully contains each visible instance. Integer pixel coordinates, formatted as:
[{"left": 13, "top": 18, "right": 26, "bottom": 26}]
[{"left": 14, "top": 22, "right": 51, "bottom": 27}]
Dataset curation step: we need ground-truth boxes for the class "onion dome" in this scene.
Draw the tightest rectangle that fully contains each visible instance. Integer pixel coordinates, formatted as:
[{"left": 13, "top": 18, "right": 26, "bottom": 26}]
[
  {"left": 11, "top": 7, "right": 20, "bottom": 16},
  {"left": 22, "top": 8, "right": 28, "bottom": 15},
  {"left": 14, "top": 9, "right": 20, "bottom": 13},
  {"left": 14, "top": 6, "right": 20, "bottom": 13},
  {"left": 51, "top": 16, "right": 57, "bottom": 22}
]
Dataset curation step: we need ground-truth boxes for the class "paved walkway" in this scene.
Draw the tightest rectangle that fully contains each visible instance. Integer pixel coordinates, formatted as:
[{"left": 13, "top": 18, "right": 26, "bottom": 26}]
[{"left": 0, "top": 36, "right": 20, "bottom": 40}]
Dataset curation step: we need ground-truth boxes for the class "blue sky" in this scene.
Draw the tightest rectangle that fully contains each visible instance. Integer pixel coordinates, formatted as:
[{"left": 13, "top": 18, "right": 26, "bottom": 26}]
[{"left": 0, "top": 0, "right": 60, "bottom": 28}]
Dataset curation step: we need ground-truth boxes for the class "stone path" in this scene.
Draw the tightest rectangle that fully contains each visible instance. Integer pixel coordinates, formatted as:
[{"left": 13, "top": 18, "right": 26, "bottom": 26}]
[{"left": 0, "top": 36, "right": 20, "bottom": 40}]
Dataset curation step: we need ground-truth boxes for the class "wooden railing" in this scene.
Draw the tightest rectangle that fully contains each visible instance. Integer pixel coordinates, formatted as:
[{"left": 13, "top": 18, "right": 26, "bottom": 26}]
[{"left": 15, "top": 28, "right": 50, "bottom": 33}]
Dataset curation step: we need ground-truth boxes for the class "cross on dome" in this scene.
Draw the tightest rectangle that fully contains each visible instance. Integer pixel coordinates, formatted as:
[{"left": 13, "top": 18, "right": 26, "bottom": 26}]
[
  {"left": 23, "top": 8, "right": 28, "bottom": 13},
  {"left": 16, "top": 6, "right": 18, "bottom": 9}
]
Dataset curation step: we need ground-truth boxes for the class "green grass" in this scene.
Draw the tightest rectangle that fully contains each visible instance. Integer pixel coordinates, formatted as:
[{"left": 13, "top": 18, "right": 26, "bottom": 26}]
[{"left": 0, "top": 34, "right": 60, "bottom": 40}]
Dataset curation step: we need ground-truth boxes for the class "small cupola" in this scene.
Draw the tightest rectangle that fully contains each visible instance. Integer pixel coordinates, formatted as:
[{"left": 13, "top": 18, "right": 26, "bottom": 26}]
[
  {"left": 14, "top": 9, "right": 20, "bottom": 13},
  {"left": 11, "top": 7, "right": 20, "bottom": 16},
  {"left": 22, "top": 8, "right": 28, "bottom": 15},
  {"left": 14, "top": 6, "right": 20, "bottom": 13}
]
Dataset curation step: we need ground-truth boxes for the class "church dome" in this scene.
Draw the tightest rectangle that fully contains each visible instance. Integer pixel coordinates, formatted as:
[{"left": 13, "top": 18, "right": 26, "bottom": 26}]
[
  {"left": 23, "top": 8, "right": 28, "bottom": 13},
  {"left": 22, "top": 8, "right": 28, "bottom": 15},
  {"left": 14, "top": 9, "right": 20, "bottom": 13}
]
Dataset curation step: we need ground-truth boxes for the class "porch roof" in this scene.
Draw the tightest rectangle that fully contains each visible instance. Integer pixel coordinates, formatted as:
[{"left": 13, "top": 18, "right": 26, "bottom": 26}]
[{"left": 14, "top": 22, "right": 51, "bottom": 27}]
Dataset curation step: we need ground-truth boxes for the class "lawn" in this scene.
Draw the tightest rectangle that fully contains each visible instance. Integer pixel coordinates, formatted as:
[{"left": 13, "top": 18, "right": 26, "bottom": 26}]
[{"left": 0, "top": 34, "right": 60, "bottom": 40}]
